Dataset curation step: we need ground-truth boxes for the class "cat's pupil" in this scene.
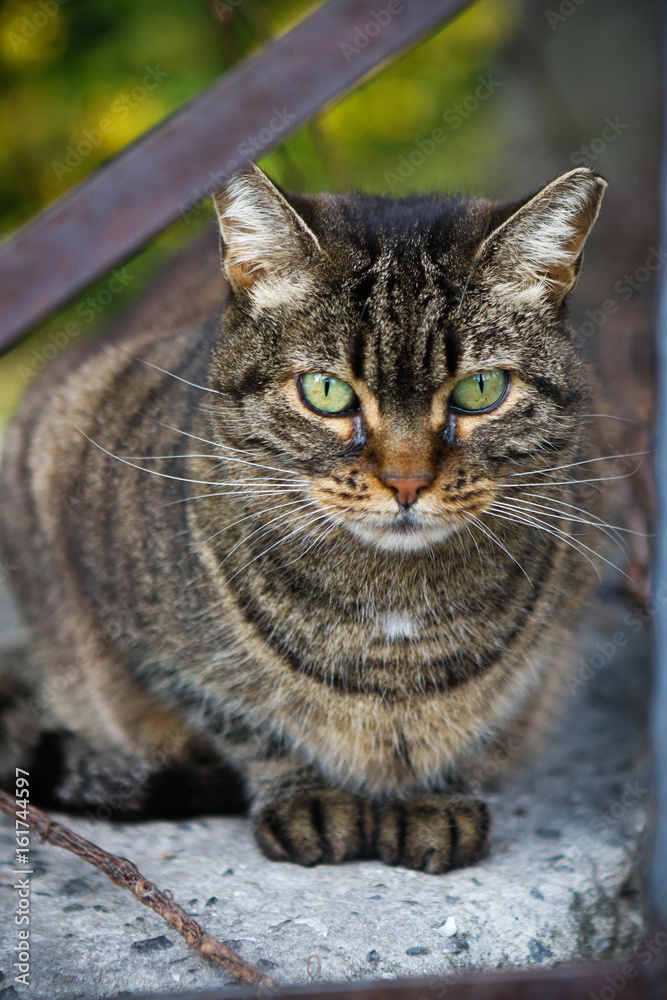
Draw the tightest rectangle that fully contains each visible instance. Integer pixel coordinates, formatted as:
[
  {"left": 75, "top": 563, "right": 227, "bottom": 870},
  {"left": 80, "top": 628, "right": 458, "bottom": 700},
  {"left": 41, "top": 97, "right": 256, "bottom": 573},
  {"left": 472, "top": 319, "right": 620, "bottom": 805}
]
[{"left": 324, "top": 379, "right": 331, "bottom": 397}]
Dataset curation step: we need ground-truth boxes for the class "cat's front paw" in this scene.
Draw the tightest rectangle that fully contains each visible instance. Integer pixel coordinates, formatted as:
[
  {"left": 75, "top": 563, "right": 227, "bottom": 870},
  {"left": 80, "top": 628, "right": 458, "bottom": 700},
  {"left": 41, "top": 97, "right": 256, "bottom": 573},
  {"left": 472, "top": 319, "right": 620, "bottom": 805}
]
[
  {"left": 376, "top": 795, "right": 490, "bottom": 874},
  {"left": 254, "top": 788, "right": 374, "bottom": 866}
]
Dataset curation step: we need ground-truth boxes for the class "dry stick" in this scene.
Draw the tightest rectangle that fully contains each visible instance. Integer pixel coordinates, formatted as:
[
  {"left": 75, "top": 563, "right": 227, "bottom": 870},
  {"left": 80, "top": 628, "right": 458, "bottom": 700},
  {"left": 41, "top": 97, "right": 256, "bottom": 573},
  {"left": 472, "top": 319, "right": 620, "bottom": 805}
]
[{"left": 0, "top": 789, "right": 276, "bottom": 988}]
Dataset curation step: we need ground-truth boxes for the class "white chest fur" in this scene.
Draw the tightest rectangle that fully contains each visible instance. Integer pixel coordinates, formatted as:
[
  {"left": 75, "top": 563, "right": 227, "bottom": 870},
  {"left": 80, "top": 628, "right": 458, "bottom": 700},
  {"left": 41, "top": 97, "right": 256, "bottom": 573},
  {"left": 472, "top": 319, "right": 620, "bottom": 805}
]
[{"left": 380, "top": 612, "right": 418, "bottom": 641}]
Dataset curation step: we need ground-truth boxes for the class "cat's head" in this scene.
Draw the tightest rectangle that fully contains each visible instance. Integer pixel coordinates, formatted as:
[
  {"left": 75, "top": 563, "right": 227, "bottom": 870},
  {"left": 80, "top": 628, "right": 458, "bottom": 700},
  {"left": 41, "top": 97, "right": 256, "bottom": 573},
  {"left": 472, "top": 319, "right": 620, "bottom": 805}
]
[{"left": 208, "top": 164, "right": 605, "bottom": 553}]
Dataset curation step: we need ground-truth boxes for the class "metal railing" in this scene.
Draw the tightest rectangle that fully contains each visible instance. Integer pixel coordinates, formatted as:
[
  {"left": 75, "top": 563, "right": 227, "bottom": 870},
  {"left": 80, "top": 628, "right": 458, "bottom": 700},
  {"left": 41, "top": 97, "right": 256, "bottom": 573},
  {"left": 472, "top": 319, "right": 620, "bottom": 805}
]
[{"left": 0, "top": 0, "right": 471, "bottom": 353}]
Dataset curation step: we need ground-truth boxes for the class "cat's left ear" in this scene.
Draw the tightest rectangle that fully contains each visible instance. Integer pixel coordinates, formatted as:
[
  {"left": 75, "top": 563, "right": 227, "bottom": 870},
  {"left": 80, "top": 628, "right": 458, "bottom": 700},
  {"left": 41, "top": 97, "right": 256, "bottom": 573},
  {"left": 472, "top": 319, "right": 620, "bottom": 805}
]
[
  {"left": 213, "top": 163, "right": 322, "bottom": 311},
  {"left": 475, "top": 168, "right": 607, "bottom": 306}
]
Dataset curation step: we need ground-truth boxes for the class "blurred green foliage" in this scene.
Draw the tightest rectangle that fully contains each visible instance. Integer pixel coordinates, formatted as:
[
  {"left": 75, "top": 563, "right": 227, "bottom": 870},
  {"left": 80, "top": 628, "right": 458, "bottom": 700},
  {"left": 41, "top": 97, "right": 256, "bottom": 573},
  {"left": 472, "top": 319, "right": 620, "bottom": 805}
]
[{"left": 0, "top": 0, "right": 519, "bottom": 422}]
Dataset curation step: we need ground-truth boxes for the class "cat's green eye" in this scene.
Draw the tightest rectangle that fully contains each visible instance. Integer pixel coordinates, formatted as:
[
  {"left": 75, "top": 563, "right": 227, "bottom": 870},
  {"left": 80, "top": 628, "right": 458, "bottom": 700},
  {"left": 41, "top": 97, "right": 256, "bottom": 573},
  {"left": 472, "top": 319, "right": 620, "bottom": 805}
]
[
  {"left": 450, "top": 369, "right": 508, "bottom": 413},
  {"left": 300, "top": 373, "right": 358, "bottom": 415}
]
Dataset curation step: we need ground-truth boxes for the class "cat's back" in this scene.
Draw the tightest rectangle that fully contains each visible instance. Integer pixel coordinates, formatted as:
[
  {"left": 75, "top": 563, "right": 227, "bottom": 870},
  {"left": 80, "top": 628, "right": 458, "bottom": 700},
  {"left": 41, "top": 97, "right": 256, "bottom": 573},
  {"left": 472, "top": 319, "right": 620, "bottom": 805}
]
[{"left": 0, "top": 228, "right": 225, "bottom": 627}]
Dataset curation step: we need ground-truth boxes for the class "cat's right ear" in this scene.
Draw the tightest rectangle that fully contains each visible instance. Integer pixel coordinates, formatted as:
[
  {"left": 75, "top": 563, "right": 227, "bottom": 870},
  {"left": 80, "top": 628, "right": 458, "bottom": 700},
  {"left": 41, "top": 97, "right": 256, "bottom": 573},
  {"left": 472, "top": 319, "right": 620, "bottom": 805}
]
[
  {"left": 212, "top": 164, "right": 322, "bottom": 312},
  {"left": 474, "top": 167, "right": 607, "bottom": 307}
]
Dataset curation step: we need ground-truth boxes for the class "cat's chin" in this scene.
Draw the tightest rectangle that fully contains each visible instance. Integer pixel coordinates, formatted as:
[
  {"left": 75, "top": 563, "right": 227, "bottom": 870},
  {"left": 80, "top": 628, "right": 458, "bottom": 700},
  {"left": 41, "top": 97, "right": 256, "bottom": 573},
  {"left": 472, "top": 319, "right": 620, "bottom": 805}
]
[{"left": 345, "top": 516, "right": 458, "bottom": 554}]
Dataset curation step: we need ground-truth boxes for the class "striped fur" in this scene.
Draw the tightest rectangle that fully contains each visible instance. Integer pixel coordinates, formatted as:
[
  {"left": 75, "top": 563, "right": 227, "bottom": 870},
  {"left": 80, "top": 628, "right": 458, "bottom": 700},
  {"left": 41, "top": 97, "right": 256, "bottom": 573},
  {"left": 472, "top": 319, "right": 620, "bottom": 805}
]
[{"left": 0, "top": 166, "right": 606, "bottom": 872}]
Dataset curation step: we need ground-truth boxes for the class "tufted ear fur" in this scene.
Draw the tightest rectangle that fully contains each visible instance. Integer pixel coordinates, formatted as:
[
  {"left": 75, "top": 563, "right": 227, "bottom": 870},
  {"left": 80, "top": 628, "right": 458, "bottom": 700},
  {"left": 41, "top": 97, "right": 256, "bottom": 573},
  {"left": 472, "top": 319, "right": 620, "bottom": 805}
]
[
  {"left": 475, "top": 168, "right": 607, "bottom": 306},
  {"left": 212, "top": 163, "right": 322, "bottom": 312}
]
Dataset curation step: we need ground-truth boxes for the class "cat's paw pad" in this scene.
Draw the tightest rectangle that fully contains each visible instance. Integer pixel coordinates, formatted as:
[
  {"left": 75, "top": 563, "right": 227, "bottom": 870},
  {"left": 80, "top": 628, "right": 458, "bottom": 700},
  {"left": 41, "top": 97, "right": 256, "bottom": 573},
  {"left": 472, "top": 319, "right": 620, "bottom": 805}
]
[
  {"left": 376, "top": 795, "right": 490, "bottom": 874},
  {"left": 254, "top": 789, "right": 372, "bottom": 866}
]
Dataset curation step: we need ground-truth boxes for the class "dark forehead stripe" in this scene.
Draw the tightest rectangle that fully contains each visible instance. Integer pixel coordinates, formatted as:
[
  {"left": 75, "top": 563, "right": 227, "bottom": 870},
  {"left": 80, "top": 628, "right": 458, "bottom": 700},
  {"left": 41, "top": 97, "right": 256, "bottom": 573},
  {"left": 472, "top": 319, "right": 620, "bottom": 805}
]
[
  {"left": 430, "top": 268, "right": 461, "bottom": 303},
  {"left": 350, "top": 325, "right": 366, "bottom": 382},
  {"left": 373, "top": 262, "right": 460, "bottom": 396},
  {"left": 334, "top": 202, "right": 468, "bottom": 395},
  {"left": 349, "top": 271, "right": 378, "bottom": 380},
  {"left": 444, "top": 326, "right": 460, "bottom": 377},
  {"left": 351, "top": 271, "right": 378, "bottom": 313}
]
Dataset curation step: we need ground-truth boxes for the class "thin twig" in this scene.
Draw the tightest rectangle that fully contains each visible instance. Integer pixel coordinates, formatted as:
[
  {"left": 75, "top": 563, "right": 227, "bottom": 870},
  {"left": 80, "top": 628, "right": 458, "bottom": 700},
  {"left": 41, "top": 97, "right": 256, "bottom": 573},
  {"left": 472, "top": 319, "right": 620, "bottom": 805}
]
[{"left": 0, "top": 789, "right": 276, "bottom": 988}]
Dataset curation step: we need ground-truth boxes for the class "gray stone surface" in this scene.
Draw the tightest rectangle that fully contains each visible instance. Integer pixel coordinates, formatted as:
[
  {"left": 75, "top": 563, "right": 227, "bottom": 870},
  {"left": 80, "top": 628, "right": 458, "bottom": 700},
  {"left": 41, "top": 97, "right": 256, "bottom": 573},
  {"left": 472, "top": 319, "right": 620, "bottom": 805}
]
[{"left": 0, "top": 579, "right": 651, "bottom": 998}]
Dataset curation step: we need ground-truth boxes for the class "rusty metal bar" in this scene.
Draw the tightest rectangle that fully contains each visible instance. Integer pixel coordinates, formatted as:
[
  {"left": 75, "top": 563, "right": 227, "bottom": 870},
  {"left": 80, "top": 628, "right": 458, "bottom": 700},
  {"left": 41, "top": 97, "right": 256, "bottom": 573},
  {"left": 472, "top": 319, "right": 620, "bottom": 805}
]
[
  {"left": 0, "top": 0, "right": 472, "bottom": 354},
  {"left": 104, "top": 952, "right": 667, "bottom": 1000}
]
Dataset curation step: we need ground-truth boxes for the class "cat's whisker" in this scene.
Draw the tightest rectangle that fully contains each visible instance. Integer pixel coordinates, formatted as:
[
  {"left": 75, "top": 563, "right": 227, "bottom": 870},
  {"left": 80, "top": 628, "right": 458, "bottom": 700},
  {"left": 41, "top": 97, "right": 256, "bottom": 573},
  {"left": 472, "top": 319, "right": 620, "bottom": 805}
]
[
  {"left": 195, "top": 489, "right": 304, "bottom": 497},
  {"left": 120, "top": 455, "right": 297, "bottom": 485},
  {"left": 508, "top": 492, "right": 647, "bottom": 549},
  {"left": 277, "top": 511, "right": 345, "bottom": 569},
  {"left": 518, "top": 491, "right": 631, "bottom": 523},
  {"left": 486, "top": 503, "right": 632, "bottom": 582},
  {"left": 496, "top": 495, "right": 630, "bottom": 553},
  {"left": 188, "top": 450, "right": 304, "bottom": 478},
  {"left": 461, "top": 523, "right": 483, "bottom": 569},
  {"left": 146, "top": 415, "right": 301, "bottom": 474},
  {"left": 507, "top": 450, "right": 651, "bottom": 477},
  {"left": 123, "top": 453, "right": 299, "bottom": 484},
  {"left": 576, "top": 413, "right": 636, "bottom": 423},
  {"left": 218, "top": 500, "right": 324, "bottom": 567},
  {"left": 491, "top": 499, "right": 628, "bottom": 561},
  {"left": 465, "top": 513, "right": 534, "bottom": 587},
  {"left": 78, "top": 431, "right": 305, "bottom": 489},
  {"left": 204, "top": 461, "right": 297, "bottom": 484},
  {"left": 202, "top": 498, "right": 320, "bottom": 559},
  {"left": 158, "top": 488, "right": 304, "bottom": 509},
  {"left": 132, "top": 356, "right": 224, "bottom": 396},
  {"left": 194, "top": 498, "right": 315, "bottom": 554},
  {"left": 519, "top": 491, "right": 652, "bottom": 539},
  {"left": 145, "top": 415, "right": 260, "bottom": 457},
  {"left": 225, "top": 507, "right": 340, "bottom": 584},
  {"left": 496, "top": 467, "right": 640, "bottom": 489},
  {"left": 202, "top": 480, "right": 300, "bottom": 489},
  {"left": 486, "top": 505, "right": 603, "bottom": 582},
  {"left": 122, "top": 453, "right": 215, "bottom": 461}
]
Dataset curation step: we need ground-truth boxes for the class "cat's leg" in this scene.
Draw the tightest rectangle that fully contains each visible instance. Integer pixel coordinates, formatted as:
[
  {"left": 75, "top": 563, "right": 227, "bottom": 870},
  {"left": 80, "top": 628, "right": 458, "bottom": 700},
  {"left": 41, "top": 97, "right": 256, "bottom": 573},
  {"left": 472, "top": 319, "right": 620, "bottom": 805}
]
[
  {"left": 5, "top": 724, "right": 244, "bottom": 819},
  {"left": 243, "top": 749, "right": 489, "bottom": 872},
  {"left": 0, "top": 645, "right": 244, "bottom": 818},
  {"left": 0, "top": 666, "right": 44, "bottom": 792},
  {"left": 375, "top": 794, "right": 490, "bottom": 874},
  {"left": 49, "top": 733, "right": 245, "bottom": 818},
  {"left": 0, "top": 692, "right": 167, "bottom": 816},
  {"left": 247, "top": 758, "right": 375, "bottom": 866}
]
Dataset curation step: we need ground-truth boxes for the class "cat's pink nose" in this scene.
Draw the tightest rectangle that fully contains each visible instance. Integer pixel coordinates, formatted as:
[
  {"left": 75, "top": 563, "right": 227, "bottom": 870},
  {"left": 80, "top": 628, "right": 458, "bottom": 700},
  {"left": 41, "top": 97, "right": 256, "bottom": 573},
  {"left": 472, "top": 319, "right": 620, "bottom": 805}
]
[{"left": 383, "top": 475, "right": 432, "bottom": 510}]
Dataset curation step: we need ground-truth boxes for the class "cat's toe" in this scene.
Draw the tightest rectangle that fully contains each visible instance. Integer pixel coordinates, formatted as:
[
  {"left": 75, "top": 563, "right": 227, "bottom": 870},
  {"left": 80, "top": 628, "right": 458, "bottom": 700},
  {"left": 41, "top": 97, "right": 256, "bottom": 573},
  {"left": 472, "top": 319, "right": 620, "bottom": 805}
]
[
  {"left": 376, "top": 795, "right": 490, "bottom": 874},
  {"left": 253, "top": 789, "right": 372, "bottom": 866}
]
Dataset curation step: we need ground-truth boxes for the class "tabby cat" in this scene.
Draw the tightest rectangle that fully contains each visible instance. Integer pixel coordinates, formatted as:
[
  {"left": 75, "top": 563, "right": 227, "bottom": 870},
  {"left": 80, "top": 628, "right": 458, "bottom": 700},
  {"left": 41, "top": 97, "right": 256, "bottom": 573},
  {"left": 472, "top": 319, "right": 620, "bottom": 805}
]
[{"left": 0, "top": 164, "right": 606, "bottom": 873}]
